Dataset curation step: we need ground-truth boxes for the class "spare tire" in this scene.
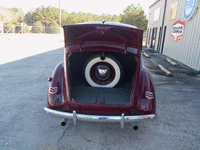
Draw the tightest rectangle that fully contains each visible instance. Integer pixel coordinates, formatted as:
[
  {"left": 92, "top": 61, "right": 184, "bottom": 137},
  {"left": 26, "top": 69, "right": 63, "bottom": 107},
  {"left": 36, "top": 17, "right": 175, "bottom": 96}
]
[{"left": 84, "top": 55, "right": 122, "bottom": 88}]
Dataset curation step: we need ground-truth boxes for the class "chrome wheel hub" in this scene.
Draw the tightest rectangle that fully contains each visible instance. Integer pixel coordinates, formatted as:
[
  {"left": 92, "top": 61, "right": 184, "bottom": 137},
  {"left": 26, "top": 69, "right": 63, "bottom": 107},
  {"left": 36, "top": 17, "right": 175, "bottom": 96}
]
[{"left": 95, "top": 65, "right": 110, "bottom": 80}]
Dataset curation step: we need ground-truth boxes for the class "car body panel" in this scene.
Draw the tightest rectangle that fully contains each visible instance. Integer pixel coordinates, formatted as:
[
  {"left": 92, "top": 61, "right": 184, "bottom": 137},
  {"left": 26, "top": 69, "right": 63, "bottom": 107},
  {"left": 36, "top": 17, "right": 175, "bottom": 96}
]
[{"left": 45, "top": 22, "right": 156, "bottom": 126}]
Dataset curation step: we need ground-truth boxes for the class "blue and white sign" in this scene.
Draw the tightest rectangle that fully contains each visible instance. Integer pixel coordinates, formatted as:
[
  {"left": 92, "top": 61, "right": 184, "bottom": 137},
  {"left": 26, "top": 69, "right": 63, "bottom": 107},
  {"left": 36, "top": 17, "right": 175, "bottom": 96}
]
[{"left": 184, "top": 0, "right": 198, "bottom": 20}]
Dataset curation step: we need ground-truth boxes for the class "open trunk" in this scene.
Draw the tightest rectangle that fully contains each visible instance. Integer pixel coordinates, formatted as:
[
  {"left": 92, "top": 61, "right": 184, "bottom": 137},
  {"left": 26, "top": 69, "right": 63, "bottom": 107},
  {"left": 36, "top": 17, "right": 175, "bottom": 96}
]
[
  {"left": 69, "top": 51, "right": 137, "bottom": 105},
  {"left": 45, "top": 22, "right": 156, "bottom": 125}
]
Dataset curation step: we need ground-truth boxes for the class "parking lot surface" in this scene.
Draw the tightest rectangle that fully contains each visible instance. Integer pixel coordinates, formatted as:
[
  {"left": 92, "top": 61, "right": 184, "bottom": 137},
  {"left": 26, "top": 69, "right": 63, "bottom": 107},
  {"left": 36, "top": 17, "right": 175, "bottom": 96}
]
[{"left": 0, "top": 40, "right": 200, "bottom": 150}]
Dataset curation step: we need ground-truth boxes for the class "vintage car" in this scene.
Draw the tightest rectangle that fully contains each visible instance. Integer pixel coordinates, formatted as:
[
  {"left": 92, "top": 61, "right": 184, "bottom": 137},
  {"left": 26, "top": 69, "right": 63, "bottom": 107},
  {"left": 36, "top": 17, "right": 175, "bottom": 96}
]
[{"left": 44, "top": 21, "right": 156, "bottom": 129}]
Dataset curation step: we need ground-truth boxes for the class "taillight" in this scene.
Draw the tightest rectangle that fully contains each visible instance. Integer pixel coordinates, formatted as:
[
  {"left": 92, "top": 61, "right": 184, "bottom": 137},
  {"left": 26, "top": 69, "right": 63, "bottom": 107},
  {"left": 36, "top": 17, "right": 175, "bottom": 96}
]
[{"left": 139, "top": 99, "right": 153, "bottom": 112}]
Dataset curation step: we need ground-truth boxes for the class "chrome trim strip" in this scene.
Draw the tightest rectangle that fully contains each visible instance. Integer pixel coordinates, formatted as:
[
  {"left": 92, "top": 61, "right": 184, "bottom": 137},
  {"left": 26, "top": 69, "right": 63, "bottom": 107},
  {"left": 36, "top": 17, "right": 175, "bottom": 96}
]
[{"left": 44, "top": 107, "right": 156, "bottom": 128}]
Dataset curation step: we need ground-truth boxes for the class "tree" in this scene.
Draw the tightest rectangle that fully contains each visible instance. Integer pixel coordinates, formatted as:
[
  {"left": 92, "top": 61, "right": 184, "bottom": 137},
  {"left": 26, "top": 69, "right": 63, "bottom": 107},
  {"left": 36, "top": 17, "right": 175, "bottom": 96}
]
[
  {"left": 112, "top": 15, "right": 122, "bottom": 22},
  {"left": 31, "top": 21, "right": 43, "bottom": 33},
  {"left": 3, "top": 20, "right": 20, "bottom": 33},
  {"left": 45, "top": 20, "right": 60, "bottom": 34},
  {"left": 3, "top": 22, "right": 14, "bottom": 33},
  {"left": 83, "top": 13, "right": 95, "bottom": 22},
  {"left": 34, "top": 6, "right": 60, "bottom": 26},
  {"left": 23, "top": 6, "right": 124, "bottom": 27},
  {"left": 25, "top": 9, "right": 37, "bottom": 26},
  {"left": 15, "top": 22, "right": 30, "bottom": 33},
  {"left": 11, "top": 8, "right": 25, "bottom": 22},
  {"left": 121, "top": 4, "right": 148, "bottom": 31},
  {"left": 61, "top": 11, "right": 69, "bottom": 25},
  {"left": 21, "top": 22, "right": 30, "bottom": 33},
  {"left": 0, "top": 7, "right": 24, "bottom": 24}
]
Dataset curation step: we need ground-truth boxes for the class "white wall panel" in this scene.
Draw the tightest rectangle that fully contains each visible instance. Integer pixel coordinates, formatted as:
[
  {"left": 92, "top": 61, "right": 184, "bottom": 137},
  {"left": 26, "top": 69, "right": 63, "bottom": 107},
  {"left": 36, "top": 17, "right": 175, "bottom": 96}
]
[{"left": 148, "top": 0, "right": 200, "bottom": 71}]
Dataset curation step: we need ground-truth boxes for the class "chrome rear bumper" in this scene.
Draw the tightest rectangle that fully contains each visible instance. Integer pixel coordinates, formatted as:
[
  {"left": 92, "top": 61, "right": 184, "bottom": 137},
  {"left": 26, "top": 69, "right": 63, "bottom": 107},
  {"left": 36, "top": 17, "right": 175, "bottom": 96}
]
[{"left": 44, "top": 107, "right": 156, "bottom": 128}]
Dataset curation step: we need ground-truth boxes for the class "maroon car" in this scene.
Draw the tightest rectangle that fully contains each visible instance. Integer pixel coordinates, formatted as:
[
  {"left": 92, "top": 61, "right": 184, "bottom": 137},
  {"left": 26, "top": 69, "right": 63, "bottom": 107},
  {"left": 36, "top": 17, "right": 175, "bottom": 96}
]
[{"left": 44, "top": 21, "right": 156, "bottom": 129}]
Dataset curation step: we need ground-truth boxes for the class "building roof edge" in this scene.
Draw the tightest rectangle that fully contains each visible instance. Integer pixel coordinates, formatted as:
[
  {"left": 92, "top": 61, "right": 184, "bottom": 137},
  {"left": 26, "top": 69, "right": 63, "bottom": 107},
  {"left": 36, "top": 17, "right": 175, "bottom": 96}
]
[{"left": 149, "top": 0, "right": 160, "bottom": 8}]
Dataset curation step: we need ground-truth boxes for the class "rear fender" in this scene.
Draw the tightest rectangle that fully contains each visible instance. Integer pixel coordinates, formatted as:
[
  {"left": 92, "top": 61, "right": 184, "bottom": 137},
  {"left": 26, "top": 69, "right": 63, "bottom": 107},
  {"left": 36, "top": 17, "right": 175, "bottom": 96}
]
[
  {"left": 47, "top": 62, "right": 65, "bottom": 110},
  {"left": 138, "top": 66, "right": 156, "bottom": 114}
]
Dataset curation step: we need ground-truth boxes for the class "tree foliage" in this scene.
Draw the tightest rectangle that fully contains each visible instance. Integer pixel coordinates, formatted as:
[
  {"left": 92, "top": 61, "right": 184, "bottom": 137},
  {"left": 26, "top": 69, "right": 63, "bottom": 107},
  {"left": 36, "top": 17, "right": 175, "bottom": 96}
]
[
  {"left": 121, "top": 4, "right": 148, "bottom": 30},
  {"left": 31, "top": 21, "right": 43, "bottom": 33},
  {"left": 1, "top": 4, "right": 148, "bottom": 34},
  {"left": 15, "top": 22, "right": 30, "bottom": 33},
  {"left": 45, "top": 20, "right": 60, "bottom": 34},
  {"left": 34, "top": 6, "right": 60, "bottom": 26},
  {"left": 3, "top": 22, "right": 14, "bottom": 33},
  {"left": 25, "top": 9, "right": 37, "bottom": 26},
  {"left": 0, "top": 7, "right": 24, "bottom": 23}
]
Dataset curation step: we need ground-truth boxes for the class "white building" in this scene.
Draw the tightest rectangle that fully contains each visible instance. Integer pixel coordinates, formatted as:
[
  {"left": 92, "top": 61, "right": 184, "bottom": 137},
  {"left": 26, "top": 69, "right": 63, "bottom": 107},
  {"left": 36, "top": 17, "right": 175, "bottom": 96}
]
[{"left": 147, "top": 0, "right": 200, "bottom": 71}]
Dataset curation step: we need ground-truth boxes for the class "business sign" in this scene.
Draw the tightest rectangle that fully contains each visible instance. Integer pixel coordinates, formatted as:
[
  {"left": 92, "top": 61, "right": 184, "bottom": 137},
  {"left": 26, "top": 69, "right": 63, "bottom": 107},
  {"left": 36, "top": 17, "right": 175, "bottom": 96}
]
[
  {"left": 171, "top": 20, "right": 185, "bottom": 41},
  {"left": 170, "top": 2, "right": 178, "bottom": 20},
  {"left": 153, "top": 7, "right": 161, "bottom": 23},
  {"left": 184, "top": 0, "right": 199, "bottom": 20}
]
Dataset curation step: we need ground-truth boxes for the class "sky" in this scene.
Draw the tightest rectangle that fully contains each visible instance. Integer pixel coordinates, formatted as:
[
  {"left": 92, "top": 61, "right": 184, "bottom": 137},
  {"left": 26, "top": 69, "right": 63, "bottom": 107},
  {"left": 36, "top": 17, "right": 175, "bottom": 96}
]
[{"left": 1, "top": 0, "right": 156, "bottom": 18}]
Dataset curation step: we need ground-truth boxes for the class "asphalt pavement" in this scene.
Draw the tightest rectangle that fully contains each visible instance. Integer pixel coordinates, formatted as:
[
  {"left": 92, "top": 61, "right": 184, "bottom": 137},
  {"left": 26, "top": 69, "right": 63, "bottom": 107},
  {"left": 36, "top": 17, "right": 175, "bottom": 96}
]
[{"left": 0, "top": 43, "right": 200, "bottom": 150}]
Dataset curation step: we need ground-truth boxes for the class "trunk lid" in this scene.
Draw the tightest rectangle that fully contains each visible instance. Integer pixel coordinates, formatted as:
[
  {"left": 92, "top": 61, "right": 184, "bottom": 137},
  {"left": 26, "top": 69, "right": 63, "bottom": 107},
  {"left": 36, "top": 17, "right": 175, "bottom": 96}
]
[{"left": 63, "top": 22, "right": 143, "bottom": 53}]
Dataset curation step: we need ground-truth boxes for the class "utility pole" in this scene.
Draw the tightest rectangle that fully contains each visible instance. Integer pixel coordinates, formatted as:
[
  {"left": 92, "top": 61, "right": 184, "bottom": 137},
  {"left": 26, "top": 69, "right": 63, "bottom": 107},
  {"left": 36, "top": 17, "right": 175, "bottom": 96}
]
[
  {"left": 59, "top": 0, "right": 62, "bottom": 34},
  {"left": 59, "top": 0, "right": 61, "bottom": 27}
]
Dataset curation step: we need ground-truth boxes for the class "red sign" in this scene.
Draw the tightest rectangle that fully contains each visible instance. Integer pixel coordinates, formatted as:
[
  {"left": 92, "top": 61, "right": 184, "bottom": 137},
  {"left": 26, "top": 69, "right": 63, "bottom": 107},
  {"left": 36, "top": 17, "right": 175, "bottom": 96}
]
[{"left": 171, "top": 20, "right": 185, "bottom": 41}]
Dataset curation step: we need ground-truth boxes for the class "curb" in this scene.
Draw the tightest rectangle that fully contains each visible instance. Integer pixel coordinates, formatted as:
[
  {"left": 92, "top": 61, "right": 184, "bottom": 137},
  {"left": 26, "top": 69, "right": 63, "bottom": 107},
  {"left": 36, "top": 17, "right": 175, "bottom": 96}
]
[
  {"left": 187, "top": 71, "right": 200, "bottom": 76},
  {"left": 166, "top": 58, "right": 177, "bottom": 66},
  {"left": 158, "top": 64, "right": 173, "bottom": 77}
]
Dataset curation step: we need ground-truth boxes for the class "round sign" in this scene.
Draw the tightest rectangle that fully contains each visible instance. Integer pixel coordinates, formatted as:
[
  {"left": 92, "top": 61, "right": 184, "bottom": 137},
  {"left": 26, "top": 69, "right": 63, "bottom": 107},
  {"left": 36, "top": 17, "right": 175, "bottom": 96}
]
[{"left": 184, "top": 0, "right": 199, "bottom": 20}]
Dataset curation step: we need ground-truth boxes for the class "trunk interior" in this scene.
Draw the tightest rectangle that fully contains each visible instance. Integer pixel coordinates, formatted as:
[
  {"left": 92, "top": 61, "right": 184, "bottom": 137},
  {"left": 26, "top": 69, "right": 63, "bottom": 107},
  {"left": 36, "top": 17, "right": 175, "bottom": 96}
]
[{"left": 69, "top": 51, "right": 137, "bottom": 105}]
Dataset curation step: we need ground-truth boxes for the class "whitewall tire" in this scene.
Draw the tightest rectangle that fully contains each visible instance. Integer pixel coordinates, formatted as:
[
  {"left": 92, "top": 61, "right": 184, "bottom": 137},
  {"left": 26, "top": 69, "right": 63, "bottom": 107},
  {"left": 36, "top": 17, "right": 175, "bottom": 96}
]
[{"left": 84, "top": 56, "right": 122, "bottom": 88}]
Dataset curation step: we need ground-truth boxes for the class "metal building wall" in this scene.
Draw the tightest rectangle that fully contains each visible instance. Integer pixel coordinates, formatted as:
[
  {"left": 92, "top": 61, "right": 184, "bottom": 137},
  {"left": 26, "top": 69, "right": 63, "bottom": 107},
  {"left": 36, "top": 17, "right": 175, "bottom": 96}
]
[
  {"left": 147, "top": 0, "right": 200, "bottom": 71},
  {"left": 147, "top": 0, "right": 164, "bottom": 50},
  {"left": 163, "top": 0, "right": 200, "bottom": 71}
]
